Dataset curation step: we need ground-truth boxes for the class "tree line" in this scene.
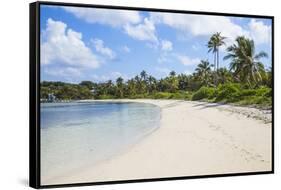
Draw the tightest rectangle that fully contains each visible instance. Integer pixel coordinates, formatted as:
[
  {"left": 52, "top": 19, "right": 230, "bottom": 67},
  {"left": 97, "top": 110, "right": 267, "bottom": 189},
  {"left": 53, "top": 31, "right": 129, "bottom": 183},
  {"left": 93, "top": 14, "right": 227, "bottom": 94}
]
[{"left": 41, "top": 35, "right": 272, "bottom": 107}]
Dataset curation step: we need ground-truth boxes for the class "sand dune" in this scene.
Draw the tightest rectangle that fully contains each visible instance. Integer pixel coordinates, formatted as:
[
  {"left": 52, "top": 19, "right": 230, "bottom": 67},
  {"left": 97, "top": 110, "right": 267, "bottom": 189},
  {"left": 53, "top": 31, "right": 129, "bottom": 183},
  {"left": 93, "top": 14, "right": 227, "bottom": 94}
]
[{"left": 44, "top": 100, "right": 272, "bottom": 185}]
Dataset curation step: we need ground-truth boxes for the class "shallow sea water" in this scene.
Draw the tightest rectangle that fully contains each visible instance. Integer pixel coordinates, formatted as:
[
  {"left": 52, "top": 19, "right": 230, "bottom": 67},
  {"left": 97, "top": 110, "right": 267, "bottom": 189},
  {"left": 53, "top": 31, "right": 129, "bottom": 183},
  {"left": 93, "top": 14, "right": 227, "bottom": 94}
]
[{"left": 40, "top": 102, "right": 161, "bottom": 181}]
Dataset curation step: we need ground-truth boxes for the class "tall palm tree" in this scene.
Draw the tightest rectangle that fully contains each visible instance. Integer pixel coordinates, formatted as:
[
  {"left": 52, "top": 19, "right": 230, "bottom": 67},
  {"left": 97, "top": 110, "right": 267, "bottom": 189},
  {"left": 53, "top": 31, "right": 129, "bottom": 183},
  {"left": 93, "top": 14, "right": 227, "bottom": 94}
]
[
  {"left": 147, "top": 75, "right": 157, "bottom": 94},
  {"left": 140, "top": 70, "right": 148, "bottom": 93},
  {"left": 167, "top": 71, "right": 178, "bottom": 93},
  {"left": 207, "top": 32, "right": 226, "bottom": 71},
  {"left": 207, "top": 32, "right": 226, "bottom": 86},
  {"left": 116, "top": 77, "right": 124, "bottom": 98},
  {"left": 169, "top": 71, "right": 176, "bottom": 77},
  {"left": 140, "top": 70, "right": 148, "bottom": 81},
  {"left": 127, "top": 79, "right": 136, "bottom": 96},
  {"left": 195, "top": 60, "right": 212, "bottom": 86},
  {"left": 134, "top": 75, "right": 144, "bottom": 94},
  {"left": 223, "top": 36, "right": 268, "bottom": 85}
]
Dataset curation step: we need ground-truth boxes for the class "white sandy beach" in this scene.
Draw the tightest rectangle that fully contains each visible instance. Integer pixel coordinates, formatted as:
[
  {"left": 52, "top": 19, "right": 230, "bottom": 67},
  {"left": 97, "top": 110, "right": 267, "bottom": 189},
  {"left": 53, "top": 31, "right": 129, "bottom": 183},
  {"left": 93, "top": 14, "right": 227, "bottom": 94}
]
[{"left": 44, "top": 99, "right": 272, "bottom": 185}]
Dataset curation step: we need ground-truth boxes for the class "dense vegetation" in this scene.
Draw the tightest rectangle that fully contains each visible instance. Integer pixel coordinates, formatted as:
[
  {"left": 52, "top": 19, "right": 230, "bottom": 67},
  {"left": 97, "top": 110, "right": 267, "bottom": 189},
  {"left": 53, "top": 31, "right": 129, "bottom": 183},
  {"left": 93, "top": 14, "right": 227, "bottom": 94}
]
[{"left": 41, "top": 35, "right": 272, "bottom": 108}]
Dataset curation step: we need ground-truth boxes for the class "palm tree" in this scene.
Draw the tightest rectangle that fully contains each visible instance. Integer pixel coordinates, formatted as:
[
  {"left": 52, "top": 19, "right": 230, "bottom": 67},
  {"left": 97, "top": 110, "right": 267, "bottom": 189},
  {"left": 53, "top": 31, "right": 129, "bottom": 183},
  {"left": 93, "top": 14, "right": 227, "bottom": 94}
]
[
  {"left": 265, "top": 67, "right": 272, "bottom": 88},
  {"left": 195, "top": 60, "right": 212, "bottom": 86},
  {"left": 169, "top": 71, "right": 176, "bottom": 77},
  {"left": 140, "top": 70, "right": 148, "bottom": 93},
  {"left": 223, "top": 36, "right": 268, "bottom": 85},
  {"left": 207, "top": 32, "right": 226, "bottom": 86},
  {"left": 177, "top": 74, "right": 189, "bottom": 91},
  {"left": 147, "top": 75, "right": 157, "bottom": 94},
  {"left": 116, "top": 77, "right": 124, "bottom": 98},
  {"left": 140, "top": 70, "right": 148, "bottom": 81},
  {"left": 127, "top": 79, "right": 136, "bottom": 96},
  {"left": 105, "top": 80, "right": 114, "bottom": 95},
  {"left": 157, "top": 79, "right": 166, "bottom": 92},
  {"left": 134, "top": 75, "right": 144, "bottom": 94},
  {"left": 217, "top": 68, "right": 232, "bottom": 84},
  {"left": 207, "top": 32, "right": 226, "bottom": 71}
]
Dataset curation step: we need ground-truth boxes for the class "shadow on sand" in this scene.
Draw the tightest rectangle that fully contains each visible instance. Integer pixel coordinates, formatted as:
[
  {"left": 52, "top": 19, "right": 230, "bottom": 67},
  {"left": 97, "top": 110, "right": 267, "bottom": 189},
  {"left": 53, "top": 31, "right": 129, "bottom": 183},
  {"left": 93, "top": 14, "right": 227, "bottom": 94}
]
[{"left": 192, "top": 102, "right": 226, "bottom": 109}]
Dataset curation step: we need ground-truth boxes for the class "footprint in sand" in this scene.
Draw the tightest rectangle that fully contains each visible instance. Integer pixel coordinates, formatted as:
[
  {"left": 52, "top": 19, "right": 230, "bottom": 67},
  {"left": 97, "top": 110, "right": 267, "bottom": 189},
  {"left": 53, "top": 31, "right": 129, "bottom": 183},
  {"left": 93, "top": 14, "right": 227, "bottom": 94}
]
[
  {"left": 209, "top": 124, "right": 221, "bottom": 131},
  {"left": 241, "top": 148, "right": 251, "bottom": 155},
  {"left": 250, "top": 156, "right": 257, "bottom": 160},
  {"left": 255, "top": 154, "right": 262, "bottom": 159},
  {"left": 239, "top": 148, "right": 269, "bottom": 163}
]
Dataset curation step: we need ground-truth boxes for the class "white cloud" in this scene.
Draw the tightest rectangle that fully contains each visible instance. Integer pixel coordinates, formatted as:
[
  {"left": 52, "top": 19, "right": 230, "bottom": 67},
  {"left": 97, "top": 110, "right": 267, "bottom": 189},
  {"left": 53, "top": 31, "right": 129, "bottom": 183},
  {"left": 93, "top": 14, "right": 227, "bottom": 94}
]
[
  {"left": 122, "top": 45, "right": 131, "bottom": 53},
  {"left": 249, "top": 19, "right": 271, "bottom": 45},
  {"left": 41, "top": 18, "right": 99, "bottom": 68},
  {"left": 63, "top": 7, "right": 141, "bottom": 27},
  {"left": 176, "top": 55, "right": 200, "bottom": 66},
  {"left": 92, "top": 71, "right": 129, "bottom": 82},
  {"left": 150, "top": 12, "right": 249, "bottom": 42},
  {"left": 44, "top": 67, "right": 81, "bottom": 77},
  {"left": 91, "top": 38, "right": 116, "bottom": 59},
  {"left": 124, "top": 18, "right": 158, "bottom": 42},
  {"left": 63, "top": 7, "right": 160, "bottom": 44},
  {"left": 161, "top": 40, "right": 173, "bottom": 51}
]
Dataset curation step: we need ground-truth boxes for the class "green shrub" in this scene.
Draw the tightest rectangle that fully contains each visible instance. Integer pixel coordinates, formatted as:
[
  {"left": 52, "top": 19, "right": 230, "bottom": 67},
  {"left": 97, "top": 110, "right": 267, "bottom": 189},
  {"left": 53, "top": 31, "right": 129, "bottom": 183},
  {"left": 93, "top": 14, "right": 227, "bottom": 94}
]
[
  {"left": 189, "top": 82, "right": 272, "bottom": 108},
  {"left": 192, "top": 87, "right": 215, "bottom": 100},
  {"left": 240, "top": 89, "right": 256, "bottom": 96},
  {"left": 215, "top": 83, "right": 241, "bottom": 102},
  {"left": 264, "top": 88, "right": 272, "bottom": 97},
  {"left": 238, "top": 96, "right": 271, "bottom": 107},
  {"left": 255, "top": 86, "right": 271, "bottom": 97},
  {"left": 129, "top": 94, "right": 146, "bottom": 99},
  {"left": 169, "top": 91, "right": 192, "bottom": 100},
  {"left": 240, "top": 86, "right": 271, "bottom": 98},
  {"left": 153, "top": 92, "right": 173, "bottom": 99},
  {"left": 97, "top": 94, "right": 115, "bottom": 99},
  {"left": 237, "top": 86, "right": 272, "bottom": 107}
]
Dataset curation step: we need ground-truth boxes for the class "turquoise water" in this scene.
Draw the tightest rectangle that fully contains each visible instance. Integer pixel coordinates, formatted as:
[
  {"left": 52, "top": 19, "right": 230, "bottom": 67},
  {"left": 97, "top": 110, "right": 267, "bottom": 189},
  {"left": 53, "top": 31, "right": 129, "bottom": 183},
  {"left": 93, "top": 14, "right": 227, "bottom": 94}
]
[{"left": 40, "top": 102, "right": 161, "bottom": 181}]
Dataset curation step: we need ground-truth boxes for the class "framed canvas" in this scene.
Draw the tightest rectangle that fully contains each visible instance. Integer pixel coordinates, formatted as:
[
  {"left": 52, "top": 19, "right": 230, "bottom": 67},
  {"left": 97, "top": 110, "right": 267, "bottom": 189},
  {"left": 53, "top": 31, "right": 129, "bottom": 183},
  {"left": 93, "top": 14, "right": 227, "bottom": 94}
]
[{"left": 29, "top": 1, "right": 274, "bottom": 188}]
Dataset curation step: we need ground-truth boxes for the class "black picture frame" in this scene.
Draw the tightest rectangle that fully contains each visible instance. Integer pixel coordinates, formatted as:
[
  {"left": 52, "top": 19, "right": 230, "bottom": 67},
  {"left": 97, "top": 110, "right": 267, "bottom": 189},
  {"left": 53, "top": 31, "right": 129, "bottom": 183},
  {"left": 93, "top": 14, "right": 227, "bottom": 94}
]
[{"left": 29, "top": 1, "right": 274, "bottom": 189}]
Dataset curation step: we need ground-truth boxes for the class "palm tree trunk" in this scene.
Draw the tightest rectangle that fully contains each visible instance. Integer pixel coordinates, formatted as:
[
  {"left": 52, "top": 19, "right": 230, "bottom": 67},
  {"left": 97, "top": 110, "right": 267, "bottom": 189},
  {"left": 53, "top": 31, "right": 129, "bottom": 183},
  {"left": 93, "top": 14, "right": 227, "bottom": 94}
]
[
  {"left": 217, "top": 47, "right": 219, "bottom": 71},
  {"left": 214, "top": 52, "right": 216, "bottom": 72},
  {"left": 217, "top": 49, "right": 219, "bottom": 85},
  {"left": 214, "top": 52, "right": 217, "bottom": 86}
]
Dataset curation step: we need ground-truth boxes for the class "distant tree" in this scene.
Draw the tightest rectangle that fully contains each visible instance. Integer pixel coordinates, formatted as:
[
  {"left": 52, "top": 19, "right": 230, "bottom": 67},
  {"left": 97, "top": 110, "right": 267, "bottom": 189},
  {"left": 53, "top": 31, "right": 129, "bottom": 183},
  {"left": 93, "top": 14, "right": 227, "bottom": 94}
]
[
  {"left": 195, "top": 60, "right": 212, "bottom": 87},
  {"left": 157, "top": 78, "right": 169, "bottom": 92},
  {"left": 79, "top": 81, "right": 94, "bottom": 89},
  {"left": 105, "top": 80, "right": 115, "bottom": 96},
  {"left": 140, "top": 70, "right": 148, "bottom": 81},
  {"left": 127, "top": 79, "right": 137, "bottom": 97},
  {"left": 217, "top": 68, "right": 232, "bottom": 84},
  {"left": 167, "top": 71, "right": 178, "bottom": 93},
  {"left": 116, "top": 77, "right": 124, "bottom": 98},
  {"left": 169, "top": 71, "right": 176, "bottom": 77},
  {"left": 147, "top": 75, "right": 157, "bottom": 94}
]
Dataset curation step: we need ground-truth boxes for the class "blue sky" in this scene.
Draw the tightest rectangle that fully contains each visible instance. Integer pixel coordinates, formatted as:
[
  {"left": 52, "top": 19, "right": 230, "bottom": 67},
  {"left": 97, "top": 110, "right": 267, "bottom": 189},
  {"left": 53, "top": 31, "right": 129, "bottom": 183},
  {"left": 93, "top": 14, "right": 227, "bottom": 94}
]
[{"left": 40, "top": 5, "right": 272, "bottom": 83}]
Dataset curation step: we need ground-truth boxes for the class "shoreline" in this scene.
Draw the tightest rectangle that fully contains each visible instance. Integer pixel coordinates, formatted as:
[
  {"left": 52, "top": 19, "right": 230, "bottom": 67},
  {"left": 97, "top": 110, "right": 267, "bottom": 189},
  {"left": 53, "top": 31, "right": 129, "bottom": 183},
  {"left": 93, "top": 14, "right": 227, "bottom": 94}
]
[
  {"left": 77, "top": 99, "right": 272, "bottom": 123},
  {"left": 43, "top": 99, "right": 272, "bottom": 185}
]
